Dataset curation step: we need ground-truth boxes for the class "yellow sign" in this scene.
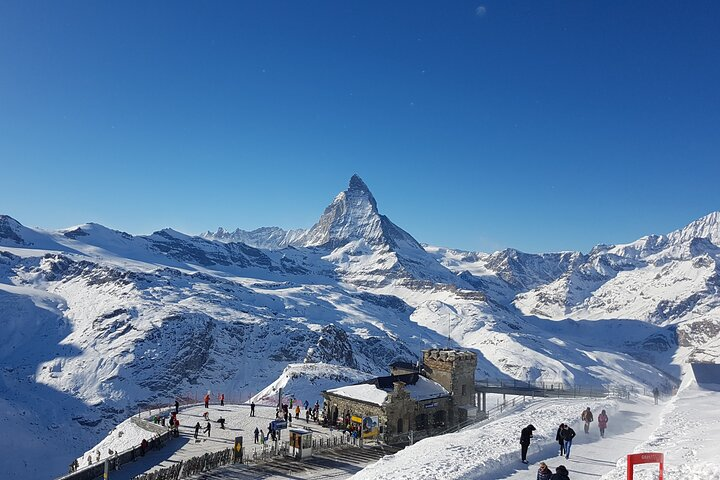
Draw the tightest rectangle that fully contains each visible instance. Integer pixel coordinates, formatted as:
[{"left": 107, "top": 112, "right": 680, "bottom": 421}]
[{"left": 351, "top": 415, "right": 362, "bottom": 424}]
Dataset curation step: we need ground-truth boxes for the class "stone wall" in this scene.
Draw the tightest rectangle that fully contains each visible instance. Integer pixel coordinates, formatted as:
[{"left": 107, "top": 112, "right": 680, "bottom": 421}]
[
  {"left": 323, "top": 393, "right": 385, "bottom": 429},
  {"left": 422, "top": 349, "right": 477, "bottom": 407},
  {"left": 323, "top": 381, "right": 454, "bottom": 444}
]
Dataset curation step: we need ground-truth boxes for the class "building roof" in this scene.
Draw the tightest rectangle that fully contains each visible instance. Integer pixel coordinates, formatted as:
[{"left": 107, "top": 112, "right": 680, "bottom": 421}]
[
  {"left": 325, "top": 373, "right": 450, "bottom": 406},
  {"left": 389, "top": 360, "right": 417, "bottom": 370}
]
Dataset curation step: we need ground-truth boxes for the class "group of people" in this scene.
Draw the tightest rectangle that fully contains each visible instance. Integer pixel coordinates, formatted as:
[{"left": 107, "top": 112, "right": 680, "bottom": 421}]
[
  {"left": 194, "top": 420, "right": 212, "bottom": 439},
  {"left": 274, "top": 398, "right": 322, "bottom": 425},
  {"left": 519, "top": 407, "right": 612, "bottom": 479},
  {"left": 580, "top": 407, "right": 609, "bottom": 438}
]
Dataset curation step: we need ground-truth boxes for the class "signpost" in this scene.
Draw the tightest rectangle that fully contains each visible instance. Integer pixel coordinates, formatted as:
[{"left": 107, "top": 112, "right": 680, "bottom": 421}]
[
  {"left": 234, "top": 436, "right": 243, "bottom": 463},
  {"left": 271, "top": 420, "right": 288, "bottom": 430},
  {"left": 627, "top": 452, "right": 664, "bottom": 480}
]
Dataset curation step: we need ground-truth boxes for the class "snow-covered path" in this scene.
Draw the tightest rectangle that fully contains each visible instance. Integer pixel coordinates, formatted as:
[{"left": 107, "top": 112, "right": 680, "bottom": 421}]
[{"left": 497, "top": 396, "right": 664, "bottom": 480}]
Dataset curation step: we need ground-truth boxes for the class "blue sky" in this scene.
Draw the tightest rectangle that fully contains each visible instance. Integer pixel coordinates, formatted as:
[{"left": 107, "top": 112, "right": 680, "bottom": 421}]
[{"left": 1, "top": 1, "right": 719, "bottom": 253}]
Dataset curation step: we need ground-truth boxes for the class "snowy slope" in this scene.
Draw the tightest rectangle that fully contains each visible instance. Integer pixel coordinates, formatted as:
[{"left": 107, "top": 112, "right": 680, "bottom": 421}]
[
  {"left": 0, "top": 177, "right": 714, "bottom": 478},
  {"left": 249, "top": 362, "right": 375, "bottom": 406}
]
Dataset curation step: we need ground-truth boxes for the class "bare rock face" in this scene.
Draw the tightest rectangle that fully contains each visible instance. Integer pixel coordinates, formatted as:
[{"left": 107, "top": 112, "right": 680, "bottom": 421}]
[
  {"left": 0, "top": 215, "right": 27, "bottom": 245},
  {"left": 305, "top": 324, "right": 358, "bottom": 368}
]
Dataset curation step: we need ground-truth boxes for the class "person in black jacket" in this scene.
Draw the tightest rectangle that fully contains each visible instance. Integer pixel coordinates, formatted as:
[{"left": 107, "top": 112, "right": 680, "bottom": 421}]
[
  {"left": 537, "top": 461, "right": 553, "bottom": 480},
  {"left": 550, "top": 465, "right": 570, "bottom": 479},
  {"left": 560, "top": 424, "right": 576, "bottom": 459},
  {"left": 555, "top": 423, "right": 566, "bottom": 456},
  {"left": 520, "top": 424, "right": 536, "bottom": 464}
]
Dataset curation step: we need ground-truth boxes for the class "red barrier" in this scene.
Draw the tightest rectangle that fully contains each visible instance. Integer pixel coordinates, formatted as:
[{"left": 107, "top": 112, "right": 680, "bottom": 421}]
[{"left": 627, "top": 452, "right": 664, "bottom": 480}]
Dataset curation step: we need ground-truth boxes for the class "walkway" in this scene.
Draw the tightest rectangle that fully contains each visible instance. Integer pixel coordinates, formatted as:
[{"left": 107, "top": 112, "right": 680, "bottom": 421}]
[{"left": 495, "top": 396, "right": 665, "bottom": 480}]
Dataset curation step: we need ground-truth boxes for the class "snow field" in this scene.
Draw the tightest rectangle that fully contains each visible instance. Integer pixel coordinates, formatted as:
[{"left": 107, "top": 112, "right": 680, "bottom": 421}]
[
  {"left": 599, "top": 378, "right": 720, "bottom": 480},
  {"left": 351, "top": 397, "right": 618, "bottom": 480}
]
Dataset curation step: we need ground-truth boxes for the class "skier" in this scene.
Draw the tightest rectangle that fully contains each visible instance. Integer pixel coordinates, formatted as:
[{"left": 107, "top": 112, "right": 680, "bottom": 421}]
[
  {"left": 598, "top": 409, "right": 609, "bottom": 438},
  {"left": 254, "top": 427, "right": 260, "bottom": 443},
  {"left": 520, "top": 424, "right": 536, "bottom": 464},
  {"left": 204, "top": 421, "right": 211, "bottom": 437},
  {"left": 218, "top": 417, "right": 226, "bottom": 429},
  {"left": 220, "top": 393, "right": 225, "bottom": 406},
  {"left": 560, "top": 424, "right": 576, "bottom": 459},
  {"left": 581, "top": 407, "right": 593, "bottom": 434},
  {"left": 204, "top": 393, "right": 210, "bottom": 409},
  {"left": 250, "top": 401, "right": 255, "bottom": 417},
  {"left": 653, "top": 387, "right": 660, "bottom": 405},
  {"left": 556, "top": 423, "right": 566, "bottom": 456},
  {"left": 304, "top": 400, "right": 309, "bottom": 410},
  {"left": 551, "top": 465, "right": 570, "bottom": 480},
  {"left": 194, "top": 421, "right": 201, "bottom": 439},
  {"left": 295, "top": 404, "right": 300, "bottom": 420},
  {"left": 537, "top": 461, "right": 553, "bottom": 480}
]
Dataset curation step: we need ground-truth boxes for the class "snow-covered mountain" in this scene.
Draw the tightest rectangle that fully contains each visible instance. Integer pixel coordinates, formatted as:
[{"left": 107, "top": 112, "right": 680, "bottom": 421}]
[
  {"left": 201, "top": 226, "right": 306, "bottom": 250},
  {"left": 0, "top": 176, "right": 714, "bottom": 478}
]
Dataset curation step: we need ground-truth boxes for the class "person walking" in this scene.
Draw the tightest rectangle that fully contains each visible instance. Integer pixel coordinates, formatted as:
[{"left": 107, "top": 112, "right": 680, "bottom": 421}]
[
  {"left": 551, "top": 465, "right": 570, "bottom": 480},
  {"left": 220, "top": 393, "right": 225, "bottom": 406},
  {"left": 204, "top": 393, "right": 210, "bottom": 409},
  {"left": 537, "top": 462, "right": 553, "bottom": 480},
  {"left": 653, "top": 387, "right": 660, "bottom": 405},
  {"left": 561, "top": 424, "right": 576, "bottom": 459},
  {"left": 295, "top": 404, "right": 300, "bottom": 420},
  {"left": 598, "top": 410, "right": 609, "bottom": 438},
  {"left": 520, "top": 424, "right": 536, "bottom": 464},
  {"left": 175, "top": 400, "right": 179, "bottom": 414},
  {"left": 556, "top": 423, "right": 566, "bottom": 456},
  {"left": 194, "top": 421, "right": 201, "bottom": 439},
  {"left": 250, "top": 401, "right": 255, "bottom": 417},
  {"left": 204, "top": 421, "right": 211, "bottom": 437},
  {"left": 254, "top": 427, "right": 259, "bottom": 443},
  {"left": 259, "top": 429, "right": 265, "bottom": 445},
  {"left": 581, "top": 407, "right": 593, "bottom": 434}
]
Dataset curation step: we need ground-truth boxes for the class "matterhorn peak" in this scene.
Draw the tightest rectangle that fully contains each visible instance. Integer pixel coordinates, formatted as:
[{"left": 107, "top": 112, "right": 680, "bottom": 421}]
[
  {"left": 342, "top": 174, "right": 378, "bottom": 212},
  {"left": 348, "top": 174, "right": 370, "bottom": 193}
]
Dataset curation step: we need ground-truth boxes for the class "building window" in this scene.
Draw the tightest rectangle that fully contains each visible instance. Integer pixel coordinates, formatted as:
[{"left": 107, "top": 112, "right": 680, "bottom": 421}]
[
  {"left": 433, "top": 410, "right": 446, "bottom": 427},
  {"left": 415, "top": 413, "right": 428, "bottom": 430},
  {"left": 462, "top": 384, "right": 466, "bottom": 396}
]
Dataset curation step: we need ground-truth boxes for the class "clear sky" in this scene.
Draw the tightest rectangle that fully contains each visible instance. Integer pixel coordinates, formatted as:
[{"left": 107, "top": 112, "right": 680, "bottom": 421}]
[{"left": 1, "top": 1, "right": 719, "bottom": 253}]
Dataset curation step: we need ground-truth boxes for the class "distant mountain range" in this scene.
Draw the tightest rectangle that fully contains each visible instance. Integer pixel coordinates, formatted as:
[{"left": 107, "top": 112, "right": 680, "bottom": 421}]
[{"left": 1, "top": 174, "right": 717, "bottom": 478}]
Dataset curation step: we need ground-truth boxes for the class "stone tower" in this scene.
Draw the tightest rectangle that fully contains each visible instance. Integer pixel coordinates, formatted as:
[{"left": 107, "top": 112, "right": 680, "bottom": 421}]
[{"left": 422, "top": 348, "right": 477, "bottom": 407}]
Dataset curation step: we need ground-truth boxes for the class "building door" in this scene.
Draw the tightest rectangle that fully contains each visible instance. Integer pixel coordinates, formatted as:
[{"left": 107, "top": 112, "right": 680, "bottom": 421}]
[{"left": 396, "top": 417, "right": 404, "bottom": 433}]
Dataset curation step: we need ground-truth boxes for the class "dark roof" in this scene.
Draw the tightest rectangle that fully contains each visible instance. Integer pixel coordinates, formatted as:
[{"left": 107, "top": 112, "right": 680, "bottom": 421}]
[
  {"left": 366, "top": 373, "right": 420, "bottom": 389},
  {"left": 389, "top": 361, "right": 417, "bottom": 370}
]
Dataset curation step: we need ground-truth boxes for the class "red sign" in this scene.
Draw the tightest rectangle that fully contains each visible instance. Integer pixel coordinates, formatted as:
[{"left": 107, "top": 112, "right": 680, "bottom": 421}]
[{"left": 627, "top": 452, "right": 664, "bottom": 480}]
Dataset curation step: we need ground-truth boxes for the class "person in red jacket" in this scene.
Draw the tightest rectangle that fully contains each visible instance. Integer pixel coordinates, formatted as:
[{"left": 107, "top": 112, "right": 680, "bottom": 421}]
[
  {"left": 204, "top": 393, "right": 210, "bottom": 409},
  {"left": 598, "top": 409, "right": 609, "bottom": 438},
  {"left": 220, "top": 393, "right": 225, "bottom": 406}
]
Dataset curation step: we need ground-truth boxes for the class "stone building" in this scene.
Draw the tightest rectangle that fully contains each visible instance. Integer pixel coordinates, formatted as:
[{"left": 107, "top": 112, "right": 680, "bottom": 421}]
[{"left": 322, "top": 348, "right": 477, "bottom": 443}]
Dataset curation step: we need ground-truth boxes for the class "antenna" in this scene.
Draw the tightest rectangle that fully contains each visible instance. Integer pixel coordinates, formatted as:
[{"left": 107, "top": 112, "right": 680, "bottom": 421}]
[{"left": 446, "top": 316, "right": 451, "bottom": 349}]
